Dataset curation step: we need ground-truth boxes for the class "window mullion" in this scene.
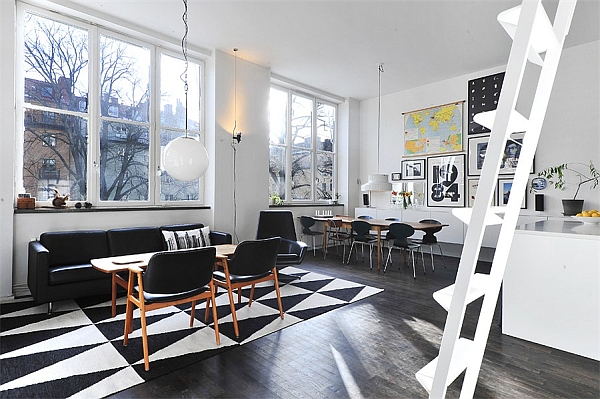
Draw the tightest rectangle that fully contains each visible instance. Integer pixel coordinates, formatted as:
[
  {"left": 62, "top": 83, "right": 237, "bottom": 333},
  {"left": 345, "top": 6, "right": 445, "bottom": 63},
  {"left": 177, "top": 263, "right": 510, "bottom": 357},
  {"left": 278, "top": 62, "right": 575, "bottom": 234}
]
[{"left": 88, "top": 24, "right": 100, "bottom": 204}]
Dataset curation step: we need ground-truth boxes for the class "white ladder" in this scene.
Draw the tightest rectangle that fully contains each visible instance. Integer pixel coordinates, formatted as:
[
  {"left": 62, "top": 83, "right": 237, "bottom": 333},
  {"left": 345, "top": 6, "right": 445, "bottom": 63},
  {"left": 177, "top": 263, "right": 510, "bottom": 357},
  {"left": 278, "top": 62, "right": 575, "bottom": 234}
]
[{"left": 415, "top": 1, "right": 578, "bottom": 398}]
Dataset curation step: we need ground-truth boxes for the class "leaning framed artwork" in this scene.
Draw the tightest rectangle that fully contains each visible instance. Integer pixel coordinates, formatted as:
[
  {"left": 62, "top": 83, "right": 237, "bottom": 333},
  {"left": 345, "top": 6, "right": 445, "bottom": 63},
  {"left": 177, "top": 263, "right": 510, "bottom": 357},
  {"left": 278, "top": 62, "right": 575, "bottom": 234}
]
[
  {"left": 427, "top": 154, "right": 465, "bottom": 207},
  {"left": 467, "top": 178, "right": 495, "bottom": 207},
  {"left": 497, "top": 178, "right": 527, "bottom": 209},
  {"left": 401, "top": 159, "right": 425, "bottom": 180},
  {"left": 467, "top": 132, "right": 532, "bottom": 176}
]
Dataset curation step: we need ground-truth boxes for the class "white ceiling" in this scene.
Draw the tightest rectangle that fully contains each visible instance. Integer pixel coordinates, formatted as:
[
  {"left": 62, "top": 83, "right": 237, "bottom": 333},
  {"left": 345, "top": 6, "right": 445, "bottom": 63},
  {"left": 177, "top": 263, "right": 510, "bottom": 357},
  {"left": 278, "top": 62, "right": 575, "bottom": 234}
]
[{"left": 61, "top": 0, "right": 599, "bottom": 101}]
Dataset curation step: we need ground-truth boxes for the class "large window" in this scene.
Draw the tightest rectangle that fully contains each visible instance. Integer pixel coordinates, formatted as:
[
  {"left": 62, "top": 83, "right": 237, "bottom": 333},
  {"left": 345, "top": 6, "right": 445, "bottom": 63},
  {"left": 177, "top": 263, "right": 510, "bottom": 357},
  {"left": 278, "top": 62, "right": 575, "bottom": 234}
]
[
  {"left": 269, "top": 86, "right": 336, "bottom": 202},
  {"left": 20, "top": 8, "right": 204, "bottom": 205}
]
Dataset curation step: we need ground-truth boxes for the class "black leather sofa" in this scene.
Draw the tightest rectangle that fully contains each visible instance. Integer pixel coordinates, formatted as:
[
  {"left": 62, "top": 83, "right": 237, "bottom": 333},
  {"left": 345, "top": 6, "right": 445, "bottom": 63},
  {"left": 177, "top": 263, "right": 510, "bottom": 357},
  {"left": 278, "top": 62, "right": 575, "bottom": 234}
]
[{"left": 28, "top": 223, "right": 231, "bottom": 312}]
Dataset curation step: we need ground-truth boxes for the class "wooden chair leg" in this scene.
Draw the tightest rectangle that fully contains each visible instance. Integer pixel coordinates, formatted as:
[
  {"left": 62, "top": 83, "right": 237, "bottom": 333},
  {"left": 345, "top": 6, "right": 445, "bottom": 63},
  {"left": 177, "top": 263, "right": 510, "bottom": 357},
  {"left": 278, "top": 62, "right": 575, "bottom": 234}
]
[
  {"left": 226, "top": 285, "right": 240, "bottom": 338},
  {"left": 272, "top": 268, "right": 284, "bottom": 319},
  {"left": 209, "top": 287, "right": 220, "bottom": 345},
  {"left": 138, "top": 299, "right": 150, "bottom": 371},
  {"left": 237, "top": 287, "right": 242, "bottom": 304},
  {"left": 189, "top": 300, "right": 196, "bottom": 327},
  {"left": 248, "top": 284, "right": 255, "bottom": 306},
  {"left": 123, "top": 296, "right": 133, "bottom": 346}
]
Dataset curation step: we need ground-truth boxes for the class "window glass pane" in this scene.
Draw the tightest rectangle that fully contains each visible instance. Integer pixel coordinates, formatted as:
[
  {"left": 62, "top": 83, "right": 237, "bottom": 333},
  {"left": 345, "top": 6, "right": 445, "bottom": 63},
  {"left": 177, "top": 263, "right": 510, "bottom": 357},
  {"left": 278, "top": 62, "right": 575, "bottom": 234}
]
[
  {"left": 23, "top": 109, "right": 88, "bottom": 201},
  {"left": 269, "top": 146, "right": 286, "bottom": 200},
  {"left": 161, "top": 54, "right": 200, "bottom": 131},
  {"left": 316, "top": 152, "right": 334, "bottom": 200},
  {"left": 269, "top": 88, "right": 287, "bottom": 145},
  {"left": 99, "top": 121, "right": 149, "bottom": 201},
  {"left": 291, "top": 95, "right": 312, "bottom": 148},
  {"left": 23, "top": 13, "right": 89, "bottom": 113},
  {"left": 159, "top": 129, "right": 200, "bottom": 201},
  {"left": 317, "top": 102, "right": 335, "bottom": 152},
  {"left": 291, "top": 149, "right": 312, "bottom": 200},
  {"left": 100, "top": 35, "right": 150, "bottom": 123}
]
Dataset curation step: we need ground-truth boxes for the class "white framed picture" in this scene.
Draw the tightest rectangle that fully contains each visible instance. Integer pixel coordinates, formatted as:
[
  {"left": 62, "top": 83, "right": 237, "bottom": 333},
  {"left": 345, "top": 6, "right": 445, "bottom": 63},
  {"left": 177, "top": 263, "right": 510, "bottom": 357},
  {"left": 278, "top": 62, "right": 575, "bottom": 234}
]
[
  {"left": 467, "top": 132, "right": 533, "bottom": 176},
  {"left": 497, "top": 178, "right": 527, "bottom": 209},
  {"left": 467, "top": 178, "right": 495, "bottom": 207},
  {"left": 426, "top": 154, "right": 465, "bottom": 207}
]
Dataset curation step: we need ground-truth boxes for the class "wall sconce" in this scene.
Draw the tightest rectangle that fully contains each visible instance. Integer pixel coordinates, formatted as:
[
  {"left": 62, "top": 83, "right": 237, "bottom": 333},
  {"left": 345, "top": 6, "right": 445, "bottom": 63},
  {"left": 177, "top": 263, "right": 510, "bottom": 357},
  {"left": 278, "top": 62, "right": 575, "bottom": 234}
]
[{"left": 232, "top": 48, "right": 242, "bottom": 145}]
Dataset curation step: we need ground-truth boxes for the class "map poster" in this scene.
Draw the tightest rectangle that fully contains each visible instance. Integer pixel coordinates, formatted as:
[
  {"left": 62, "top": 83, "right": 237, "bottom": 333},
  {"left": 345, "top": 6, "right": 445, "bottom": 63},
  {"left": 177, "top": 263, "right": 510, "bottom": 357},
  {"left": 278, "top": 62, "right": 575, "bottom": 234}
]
[{"left": 403, "top": 101, "right": 464, "bottom": 156}]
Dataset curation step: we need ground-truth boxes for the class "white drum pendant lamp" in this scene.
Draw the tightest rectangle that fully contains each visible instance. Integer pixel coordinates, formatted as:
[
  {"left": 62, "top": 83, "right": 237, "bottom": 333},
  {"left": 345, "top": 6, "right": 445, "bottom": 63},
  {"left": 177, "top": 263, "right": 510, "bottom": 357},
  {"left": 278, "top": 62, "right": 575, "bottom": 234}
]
[
  {"left": 163, "top": 0, "right": 209, "bottom": 181},
  {"left": 163, "top": 137, "right": 208, "bottom": 181}
]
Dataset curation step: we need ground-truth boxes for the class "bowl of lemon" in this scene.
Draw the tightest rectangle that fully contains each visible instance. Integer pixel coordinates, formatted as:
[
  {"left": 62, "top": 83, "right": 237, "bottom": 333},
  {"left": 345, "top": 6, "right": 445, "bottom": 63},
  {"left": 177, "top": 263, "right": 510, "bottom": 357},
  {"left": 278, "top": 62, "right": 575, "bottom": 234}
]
[{"left": 571, "top": 210, "right": 600, "bottom": 225}]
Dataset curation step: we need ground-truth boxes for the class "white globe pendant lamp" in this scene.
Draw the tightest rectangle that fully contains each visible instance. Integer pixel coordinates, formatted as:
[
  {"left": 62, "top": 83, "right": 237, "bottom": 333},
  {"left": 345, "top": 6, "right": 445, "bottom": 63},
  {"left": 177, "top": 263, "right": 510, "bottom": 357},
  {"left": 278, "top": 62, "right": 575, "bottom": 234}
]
[
  {"left": 163, "top": 0, "right": 209, "bottom": 182},
  {"left": 163, "top": 136, "right": 209, "bottom": 181}
]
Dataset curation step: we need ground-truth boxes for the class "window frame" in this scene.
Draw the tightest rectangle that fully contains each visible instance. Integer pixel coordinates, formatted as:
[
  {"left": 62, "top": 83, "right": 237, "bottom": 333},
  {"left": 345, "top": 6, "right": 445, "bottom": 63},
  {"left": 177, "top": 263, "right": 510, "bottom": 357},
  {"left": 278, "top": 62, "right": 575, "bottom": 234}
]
[
  {"left": 17, "top": 3, "right": 206, "bottom": 208},
  {"left": 269, "top": 84, "right": 337, "bottom": 204}
]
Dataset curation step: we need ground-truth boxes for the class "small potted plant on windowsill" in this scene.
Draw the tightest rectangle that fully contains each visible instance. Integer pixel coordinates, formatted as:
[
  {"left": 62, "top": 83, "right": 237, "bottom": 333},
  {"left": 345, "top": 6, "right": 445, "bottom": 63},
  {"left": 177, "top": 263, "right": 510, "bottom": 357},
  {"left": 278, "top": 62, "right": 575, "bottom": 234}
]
[
  {"left": 333, "top": 193, "right": 341, "bottom": 205},
  {"left": 269, "top": 194, "right": 283, "bottom": 206},
  {"left": 533, "top": 160, "right": 599, "bottom": 215}
]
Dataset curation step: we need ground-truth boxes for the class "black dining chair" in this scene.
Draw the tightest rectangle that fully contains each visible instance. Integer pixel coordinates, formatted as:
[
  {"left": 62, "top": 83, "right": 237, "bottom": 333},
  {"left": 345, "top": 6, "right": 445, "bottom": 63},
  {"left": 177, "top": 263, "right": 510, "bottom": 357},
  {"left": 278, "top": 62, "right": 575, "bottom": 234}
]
[
  {"left": 123, "top": 247, "right": 220, "bottom": 371},
  {"left": 300, "top": 216, "right": 324, "bottom": 257},
  {"left": 346, "top": 220, "right": 378, "bottom": 269},
  {"left": 212, "top": 237, "right": 282, "bottom": 338},
  {"left": 384, "top": 223, "right": 425, "bottom": 279},
  {"left": 412, "top": 219, "right": 447, "bottom": 271}
]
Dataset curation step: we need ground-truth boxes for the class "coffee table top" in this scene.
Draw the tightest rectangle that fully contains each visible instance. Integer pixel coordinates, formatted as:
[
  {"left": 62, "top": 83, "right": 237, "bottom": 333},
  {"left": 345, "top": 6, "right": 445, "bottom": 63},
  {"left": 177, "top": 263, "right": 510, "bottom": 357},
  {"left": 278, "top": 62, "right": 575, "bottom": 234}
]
[{"left": 91, "top": 244, "right": 237, "bottom": 273}]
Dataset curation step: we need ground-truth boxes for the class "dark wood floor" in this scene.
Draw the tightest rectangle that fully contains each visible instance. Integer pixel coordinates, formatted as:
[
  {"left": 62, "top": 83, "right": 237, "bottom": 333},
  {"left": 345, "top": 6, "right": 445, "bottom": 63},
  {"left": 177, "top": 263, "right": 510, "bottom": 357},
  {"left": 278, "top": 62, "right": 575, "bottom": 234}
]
[{"left": 110, "top": 249, "right": 600, "bottom": 398}]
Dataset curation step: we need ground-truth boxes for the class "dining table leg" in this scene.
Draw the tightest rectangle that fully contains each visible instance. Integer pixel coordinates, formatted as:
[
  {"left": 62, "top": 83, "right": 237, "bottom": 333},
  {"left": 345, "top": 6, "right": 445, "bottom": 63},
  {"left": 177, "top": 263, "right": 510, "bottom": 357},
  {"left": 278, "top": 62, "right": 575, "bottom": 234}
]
[
  {"left": 376, "top": 227, "right": 381, "bottom": 272},
  {"left": 322, "top": 223, "right": 328, "bottom": 259}
]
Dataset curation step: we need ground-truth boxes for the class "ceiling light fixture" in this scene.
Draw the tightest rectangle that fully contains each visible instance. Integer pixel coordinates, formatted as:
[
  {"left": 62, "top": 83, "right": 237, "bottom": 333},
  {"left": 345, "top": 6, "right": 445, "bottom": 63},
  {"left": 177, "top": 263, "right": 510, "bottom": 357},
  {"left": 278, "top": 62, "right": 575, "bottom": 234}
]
[
  {"left": 162, "top": 0, "right": 209, "bottom": 181},
  {"left": 361, "top": 63, "right": 392, "bottom": 192}
]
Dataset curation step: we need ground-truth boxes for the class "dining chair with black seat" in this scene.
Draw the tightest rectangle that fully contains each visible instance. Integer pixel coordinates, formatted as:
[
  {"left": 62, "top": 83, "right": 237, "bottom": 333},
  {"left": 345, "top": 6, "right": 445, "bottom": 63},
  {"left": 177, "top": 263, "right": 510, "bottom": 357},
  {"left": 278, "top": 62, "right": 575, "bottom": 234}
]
[
  {"left": 300, "top": 216, "right": 324, "bottom": 257},
  {"left": 384, "top": 223, "right": 425, "bottom": 279},
  {"left": 123, "top": 247, "right": 220, "bottom": 371},
  {"left": 346, "top": 220, "right": 378, "bottom": 269},
  {"left": 324, "top": 218, "right": 352, "bottom": 261},
  {"left": 212, "top": 237, "right": 282, "bottom": 338},
  {"left": 411, "top": 219, "right": 447, "bottom": 271}
]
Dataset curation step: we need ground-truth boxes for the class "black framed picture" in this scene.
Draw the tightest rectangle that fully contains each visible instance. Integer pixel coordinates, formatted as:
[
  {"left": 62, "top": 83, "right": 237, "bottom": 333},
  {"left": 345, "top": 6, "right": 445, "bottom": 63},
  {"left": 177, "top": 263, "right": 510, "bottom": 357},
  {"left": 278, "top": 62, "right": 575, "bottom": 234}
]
[
  {"left": 401, "top": 159, "right": 425, "bottom": 180},
  {"left": 467, "top": 132, "right": 533, "bottom": 176},
  {"left": 426, "top": 154, "right": 465, "bottom": 207},
  {"left": 498, "top": 178, "right": 527, "bottom": 209},
  {"left": 468, "top": 72, "right": 505, "bottom": 134},
  {"left": 391, "top": 172, "right": 402, "bottom": 181}
]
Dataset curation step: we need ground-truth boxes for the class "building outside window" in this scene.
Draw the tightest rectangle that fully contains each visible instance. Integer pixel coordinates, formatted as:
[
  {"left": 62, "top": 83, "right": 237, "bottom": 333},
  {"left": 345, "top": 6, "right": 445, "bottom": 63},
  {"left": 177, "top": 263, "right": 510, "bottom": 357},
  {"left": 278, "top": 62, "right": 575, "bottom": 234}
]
[
  {"left": 20, "top": 7, "right": 204, "bottom": 206},
  {"left": 269, "top": 86, "right": 336, "bottom": 203}
]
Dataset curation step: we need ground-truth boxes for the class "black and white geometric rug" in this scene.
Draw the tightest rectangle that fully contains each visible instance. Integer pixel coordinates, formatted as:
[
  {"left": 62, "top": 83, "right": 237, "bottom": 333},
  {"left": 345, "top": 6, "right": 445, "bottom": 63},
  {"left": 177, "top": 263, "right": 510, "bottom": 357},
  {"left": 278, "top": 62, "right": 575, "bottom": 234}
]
[{"left": 0, "top": 267, "right": 383, "bottom": 398}]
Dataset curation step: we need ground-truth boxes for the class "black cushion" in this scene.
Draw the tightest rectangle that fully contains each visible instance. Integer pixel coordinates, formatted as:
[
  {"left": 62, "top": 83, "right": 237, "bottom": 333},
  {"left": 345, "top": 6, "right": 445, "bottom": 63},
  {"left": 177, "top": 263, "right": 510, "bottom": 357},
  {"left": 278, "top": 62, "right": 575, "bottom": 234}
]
[
  {"left": 49, "top": 263, "right": 110, "bottom": 285},
  {"left": 108, "top": 227, "right": 165, "bottom": 256},
  {"left": 40, "top": 230, "right": 109, "bottom": 267}
]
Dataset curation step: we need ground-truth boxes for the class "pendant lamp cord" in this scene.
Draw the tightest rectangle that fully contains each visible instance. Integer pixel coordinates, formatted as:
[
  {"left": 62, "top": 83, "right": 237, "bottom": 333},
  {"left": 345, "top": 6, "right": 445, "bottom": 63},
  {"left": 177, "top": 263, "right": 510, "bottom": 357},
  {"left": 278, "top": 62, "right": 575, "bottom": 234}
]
[
  {"left": 181, "top": 0, "right": 189, "bottom": 137},
  {"left": 377, "top": 63, "right": 384, "bottom": 173}
]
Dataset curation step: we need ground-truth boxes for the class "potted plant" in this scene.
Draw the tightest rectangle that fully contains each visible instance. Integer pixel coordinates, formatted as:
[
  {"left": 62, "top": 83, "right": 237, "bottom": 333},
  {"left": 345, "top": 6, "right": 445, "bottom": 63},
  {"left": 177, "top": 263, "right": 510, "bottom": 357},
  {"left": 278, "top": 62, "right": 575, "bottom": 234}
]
[
  {"left": 333, "top": 193, "right": 341, "bottom": 204},
  {"left": 533, "top": 160, "right": 599, "bottom": 215},
  {"left": 269, "top": 194, "right": 283, "bottom": 206}
]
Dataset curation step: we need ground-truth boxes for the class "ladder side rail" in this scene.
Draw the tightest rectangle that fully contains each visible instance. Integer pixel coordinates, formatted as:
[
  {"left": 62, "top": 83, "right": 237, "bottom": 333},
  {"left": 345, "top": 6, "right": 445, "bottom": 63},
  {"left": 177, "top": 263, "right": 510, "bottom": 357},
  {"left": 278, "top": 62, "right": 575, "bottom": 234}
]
[
  {"left": 428, "top": 3, "right": 539, "bottom": 397},
  {"left": 459, "top": 1, "right": 578, "bottom": 397}
]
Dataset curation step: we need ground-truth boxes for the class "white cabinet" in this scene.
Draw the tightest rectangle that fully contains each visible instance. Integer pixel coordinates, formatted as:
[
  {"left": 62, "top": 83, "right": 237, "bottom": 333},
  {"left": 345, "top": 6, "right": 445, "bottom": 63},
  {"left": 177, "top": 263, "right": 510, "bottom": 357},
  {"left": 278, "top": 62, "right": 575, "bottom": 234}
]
[{"left": 503, "top": 220, "right": 600, "bottom": 360}]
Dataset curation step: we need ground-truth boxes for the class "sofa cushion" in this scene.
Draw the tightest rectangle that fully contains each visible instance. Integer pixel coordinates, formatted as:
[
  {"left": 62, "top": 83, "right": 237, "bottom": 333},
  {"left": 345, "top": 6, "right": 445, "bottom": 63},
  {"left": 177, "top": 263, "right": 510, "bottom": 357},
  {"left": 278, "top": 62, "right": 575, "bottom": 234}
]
[
  {"left": 162, "top": 230, "right": 178, "bottom": 251},
  {"left": 40, "top": 230, "right": 109, "bottom": 267},
  {"left": 48, "top": 263, "right": 110, "bottom": 285},
  {"left": 108, "top": 227, "right": 165, "bottom": 256},
  {"left": 176, "top": 226, "right": 211, "bottom": 249}
]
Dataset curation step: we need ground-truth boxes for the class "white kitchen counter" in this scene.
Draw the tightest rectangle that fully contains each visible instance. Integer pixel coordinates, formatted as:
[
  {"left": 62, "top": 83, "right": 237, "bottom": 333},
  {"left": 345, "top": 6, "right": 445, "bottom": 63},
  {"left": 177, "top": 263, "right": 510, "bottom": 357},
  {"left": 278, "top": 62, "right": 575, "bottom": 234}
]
[{"left": 503, "top": 219, "right": 599, "bottom": 360}]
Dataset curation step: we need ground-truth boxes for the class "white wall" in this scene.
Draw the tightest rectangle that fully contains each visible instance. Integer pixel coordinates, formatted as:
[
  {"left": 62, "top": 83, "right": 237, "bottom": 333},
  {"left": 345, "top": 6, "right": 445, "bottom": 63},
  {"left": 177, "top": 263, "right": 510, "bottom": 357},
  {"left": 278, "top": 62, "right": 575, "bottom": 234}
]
[
  {"left": 0, "top": 0, "right": 16, "bottom": 299},
  {"left": 360, "top": 40, "right": 600, "bottom": 216}
]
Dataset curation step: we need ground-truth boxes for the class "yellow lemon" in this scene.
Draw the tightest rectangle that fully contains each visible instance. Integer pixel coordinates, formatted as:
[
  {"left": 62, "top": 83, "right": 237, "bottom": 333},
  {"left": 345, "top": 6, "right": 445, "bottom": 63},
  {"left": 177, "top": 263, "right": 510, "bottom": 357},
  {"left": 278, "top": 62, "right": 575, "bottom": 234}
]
[
  {"left": 576, "top": 212, "right": 584, "bottom": 216},
  {"left": 581, "top": 211, "right": 591, "bottom": 217}
]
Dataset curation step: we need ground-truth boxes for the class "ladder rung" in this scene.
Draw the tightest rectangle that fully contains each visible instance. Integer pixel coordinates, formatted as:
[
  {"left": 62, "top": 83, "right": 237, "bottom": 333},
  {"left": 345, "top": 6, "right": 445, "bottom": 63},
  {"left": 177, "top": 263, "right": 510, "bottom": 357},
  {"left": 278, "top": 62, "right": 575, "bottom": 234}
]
[
  {"left": 452, "top": 207, "right": 505, "bottom": 226},
  {"left": 433, "top": 273, "right": 492, "bottom": 312},
  {"left": 497, "top": 4, "right": 560, "bottom": 66},
  {"left": 415, "top": 338, "right": 474, "bottom": 393},
  {"left": 473, "top": 109, "right": 529, "bottom": 132}
]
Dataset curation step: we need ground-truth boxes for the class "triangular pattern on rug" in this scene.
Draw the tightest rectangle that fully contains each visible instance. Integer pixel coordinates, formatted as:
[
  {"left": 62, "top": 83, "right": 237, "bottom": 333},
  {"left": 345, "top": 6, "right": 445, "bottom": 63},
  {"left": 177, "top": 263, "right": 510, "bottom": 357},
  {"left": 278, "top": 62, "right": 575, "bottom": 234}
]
[{"left": 0, "top": 267, "right": 382, "bottom": 398}]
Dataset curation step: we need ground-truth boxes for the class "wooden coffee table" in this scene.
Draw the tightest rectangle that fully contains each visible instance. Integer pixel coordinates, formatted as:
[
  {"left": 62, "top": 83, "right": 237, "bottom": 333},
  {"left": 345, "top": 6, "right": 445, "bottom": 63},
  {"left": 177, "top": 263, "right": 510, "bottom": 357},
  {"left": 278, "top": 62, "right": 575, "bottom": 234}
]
[{"left": 92, "top": 244, "right": 237, "bottom": 317}]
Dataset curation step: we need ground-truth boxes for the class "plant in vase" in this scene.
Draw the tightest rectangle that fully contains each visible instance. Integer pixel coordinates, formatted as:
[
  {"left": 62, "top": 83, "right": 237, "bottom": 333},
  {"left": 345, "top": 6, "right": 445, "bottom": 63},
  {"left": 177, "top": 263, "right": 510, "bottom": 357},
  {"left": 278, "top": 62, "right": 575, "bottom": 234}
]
[
  {"left": 398, "top": 189, "right": 413, "bottom": 210},
  {"left": 532, "top": 160, "right": 599, "bottom": 215},
  {"left": 269, "top": 193, "right": 283, "bottom": 206}
]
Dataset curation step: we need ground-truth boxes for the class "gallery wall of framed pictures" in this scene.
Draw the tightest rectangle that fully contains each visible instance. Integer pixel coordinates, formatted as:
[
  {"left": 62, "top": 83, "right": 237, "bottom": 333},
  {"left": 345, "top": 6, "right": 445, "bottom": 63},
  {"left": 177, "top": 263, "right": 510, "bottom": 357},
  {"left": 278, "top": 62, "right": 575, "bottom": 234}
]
[{"left": 391, "top": 71, "right": 534, "bottom": 210}]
